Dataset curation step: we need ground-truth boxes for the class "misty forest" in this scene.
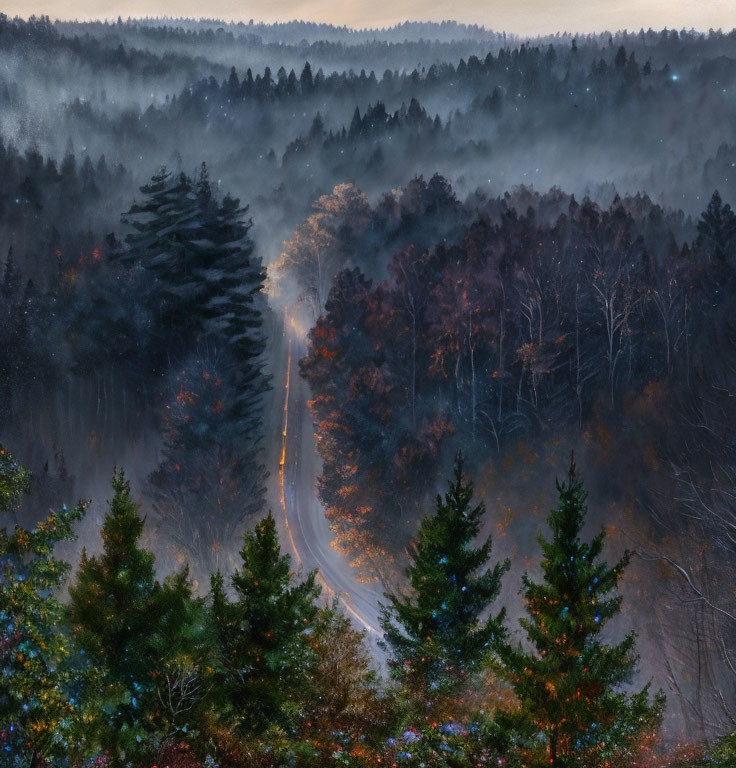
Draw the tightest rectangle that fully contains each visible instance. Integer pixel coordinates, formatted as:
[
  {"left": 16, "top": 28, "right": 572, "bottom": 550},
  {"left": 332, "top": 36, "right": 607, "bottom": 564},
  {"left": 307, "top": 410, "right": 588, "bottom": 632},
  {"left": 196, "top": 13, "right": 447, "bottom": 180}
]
[{"left": 4, "top": 12, "right": 736, "bottom": 768}]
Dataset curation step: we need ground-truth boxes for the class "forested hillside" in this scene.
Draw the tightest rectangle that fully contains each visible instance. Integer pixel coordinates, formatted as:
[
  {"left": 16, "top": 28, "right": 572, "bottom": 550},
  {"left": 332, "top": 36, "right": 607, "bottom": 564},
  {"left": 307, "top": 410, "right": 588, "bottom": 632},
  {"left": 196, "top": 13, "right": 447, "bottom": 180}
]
[{"left": 2, "top": 12, "right": 736, "bottom": 767}]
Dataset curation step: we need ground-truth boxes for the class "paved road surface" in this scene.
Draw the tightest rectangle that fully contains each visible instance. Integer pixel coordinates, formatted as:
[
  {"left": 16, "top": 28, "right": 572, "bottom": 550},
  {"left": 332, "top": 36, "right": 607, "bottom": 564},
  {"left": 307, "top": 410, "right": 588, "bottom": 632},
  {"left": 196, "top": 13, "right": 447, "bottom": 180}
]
[{"left": 278, "top": 331, "right": 384, "bottom": 639}]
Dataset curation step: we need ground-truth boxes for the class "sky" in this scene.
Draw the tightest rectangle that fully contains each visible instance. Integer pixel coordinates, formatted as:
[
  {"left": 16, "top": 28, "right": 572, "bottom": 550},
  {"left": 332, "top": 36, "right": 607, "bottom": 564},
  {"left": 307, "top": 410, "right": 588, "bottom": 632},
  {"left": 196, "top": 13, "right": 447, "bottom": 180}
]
[{"left": 6, "top": 0, "right": 735, "bottom": 36}]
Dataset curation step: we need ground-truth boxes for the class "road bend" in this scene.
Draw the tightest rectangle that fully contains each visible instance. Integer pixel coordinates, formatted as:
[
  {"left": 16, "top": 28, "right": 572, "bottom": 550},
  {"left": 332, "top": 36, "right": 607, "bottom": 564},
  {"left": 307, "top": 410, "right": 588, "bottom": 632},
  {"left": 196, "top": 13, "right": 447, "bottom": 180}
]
[{"left": 278, "top": 327, "right": 383, "bottom": 637}]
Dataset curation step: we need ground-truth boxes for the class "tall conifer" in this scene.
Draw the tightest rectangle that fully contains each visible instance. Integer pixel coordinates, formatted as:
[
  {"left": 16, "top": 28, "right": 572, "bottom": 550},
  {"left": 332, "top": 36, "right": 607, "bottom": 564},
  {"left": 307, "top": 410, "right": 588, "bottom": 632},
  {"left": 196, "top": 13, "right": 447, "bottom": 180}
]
[
  {"left": 381, "top": 453, "right": 509, "bottom": 716},
  {"left": 495, "top": 455, "right": 664, "bottom": 767},
  {"left": 210, "top": 512, "right": 320, "bottom": 733}
]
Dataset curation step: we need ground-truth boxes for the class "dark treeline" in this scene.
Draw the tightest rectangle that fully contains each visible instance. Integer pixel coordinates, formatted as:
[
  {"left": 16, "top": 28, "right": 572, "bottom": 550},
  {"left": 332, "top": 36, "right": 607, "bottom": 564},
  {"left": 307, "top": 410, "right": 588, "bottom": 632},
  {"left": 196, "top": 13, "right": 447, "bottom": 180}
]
[
  {"left": 172, "top": 39, "right": 686, "bottom": 107},
  {"left": 2, "top": 13, "right": 735, "bottom": 232},
  {"left": 0, "top": 14, "right": 224, "bottom": 85},
  {"left": 0, "top": 138, "right": 129, "bottom": 272},
  {"left": 1, "top": 163, "right": 271, "bottom": 579},
  {"left": 73, "top": 18, "right": 509, "bottom": 43},
  {"left": 54, "top": 18, "right": 512, "bottom": 73},
  {"left": 8, "top": 441, "right": 733, "bottom": 767}
]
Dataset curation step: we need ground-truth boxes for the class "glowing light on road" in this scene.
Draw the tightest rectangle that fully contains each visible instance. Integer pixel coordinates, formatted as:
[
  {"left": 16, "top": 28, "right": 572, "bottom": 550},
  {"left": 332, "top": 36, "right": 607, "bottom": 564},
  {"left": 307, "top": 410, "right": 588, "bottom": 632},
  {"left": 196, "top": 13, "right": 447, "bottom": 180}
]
[
  {"left": 279, "top": 309, "right": 380, "bottom": 635},
  {"left": 280, "top": 327, "right": 301, "bottom": 567}
]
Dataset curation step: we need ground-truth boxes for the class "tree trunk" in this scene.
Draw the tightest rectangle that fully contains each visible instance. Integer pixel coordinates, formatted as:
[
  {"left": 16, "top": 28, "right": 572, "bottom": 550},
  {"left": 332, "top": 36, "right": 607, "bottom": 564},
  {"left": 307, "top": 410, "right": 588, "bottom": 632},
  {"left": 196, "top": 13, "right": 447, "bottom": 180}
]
[{"left": 549, "top": 729, "right": 558, "bottom": 768}]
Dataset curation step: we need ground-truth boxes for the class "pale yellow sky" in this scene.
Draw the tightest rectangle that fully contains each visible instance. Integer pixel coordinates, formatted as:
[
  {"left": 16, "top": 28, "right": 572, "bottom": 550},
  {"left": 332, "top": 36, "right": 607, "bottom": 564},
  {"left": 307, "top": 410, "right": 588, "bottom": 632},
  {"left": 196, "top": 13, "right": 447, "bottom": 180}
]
[{"left": 6, "top": 0, "right": 735, "bottom": 36}]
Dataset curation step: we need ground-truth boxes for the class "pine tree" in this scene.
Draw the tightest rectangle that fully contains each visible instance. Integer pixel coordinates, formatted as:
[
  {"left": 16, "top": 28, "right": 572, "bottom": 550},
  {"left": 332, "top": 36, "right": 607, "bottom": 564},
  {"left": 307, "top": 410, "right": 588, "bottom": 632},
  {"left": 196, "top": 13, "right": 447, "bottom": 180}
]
[
  {"left": 70, "top": 469, "right": 211, "bottom": 758},
  {"left": 380, "top": 453, "right": 509, "bottom": 716},
  {"left": 191, "top": 170, "right": 270, "bottom": 434},
  {"left": 122, "top": 164, "right": 268, "bottom": 384},
  {"left": 495, "top": 455, "right": 664, "bottom": 768},
  {"left": 697, "top": 190, "right": 736, "bottom": 263},
  {"left": 1, "top": 245, "right": 19, "bottom": 298},
  {"left": 349, "top": 106, "right": 363, "bottom": 138},
  {"left": 614, "top": 45, "right": 627, "bottom": 71},
  {"left": 120, "top": 167, "right": 201, "bottom": 360},
  {"left": 121, "top": 168, "right": 199, "bottom": 277},
  {"left": 125, "top": 164, "right": 271, "bottom": 568},
  {"left": 0, "top": 444, "right": 87, "bottom": 766},
  {"left": 209, "top": 568, "right": 235, "bottom": 657},
  {"left": 210, "top": 512, "right": 320, "bottom": 733},
  {"left": 300, "top": 61, "right": 313, "bottom": 93},
  {"left": 69, "top": 469, "right": 159, "bottom": 756},
  {"left": 150, "top": 568, "right": 217, "bottom": 740},
  {"left": 227, "top": 65, "right": 240, "bottom": 97},
  {"left": 70, "top": 469, "right": 156, "bottom": 688}
]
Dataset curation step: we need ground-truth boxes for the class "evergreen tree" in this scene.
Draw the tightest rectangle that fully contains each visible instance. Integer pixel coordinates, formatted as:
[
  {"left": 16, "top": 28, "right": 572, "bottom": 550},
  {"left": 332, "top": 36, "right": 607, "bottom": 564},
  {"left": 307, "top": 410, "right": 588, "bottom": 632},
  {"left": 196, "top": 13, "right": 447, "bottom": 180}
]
[
  {"left": 70, "top": 469, "right": 211, "bottom": 759},
  {"left": 122, "top": 168, "right": 198, "bottom": 277},
  {"left": 495, "top": 455, "right": 664, "bottom": 768},
  {"left": 123, "top": 165, "right": 271, "bottom": 567},
  {"left": 309, "top": 112, "right": 325, "bottom": 140},
  {"left": 0, "top": 444, "right": 87, "bottom": 766},
  {"left": 349, "top": 107, "right": 363, "bottom": 138},
  {"left": 70, "top": 469, "right": 156, "bottom": 687},
  {"left": 120, "top": 167, "right": 201, "bottom": 361},
  {"left": 208, "top": 568, "right": 235, "bottom": 658},
  {"left": 0, "top": 274, "right": 42, "bottom": 427},
  {"left": 703, "top": 731, "right": 736, "bottom": 767},
  {"left": 210, "top": 512, "right": 320, "bottom": 733},
  {"left": 150, "top": 568, "right": 217, "bottom": 741},
  {"left": 123, "top": 163, "right": 269, "bottom": 408},
  {"left": 697, "top": 190, "right": 736, "bottom": 263},
  {"left": 148, "top": 354, "right": 252, "bottom": 572},
  {"left": 300, "top": 61, "right": 313, "bottom": 93},
  {"left": 1, "top": 245, "right": 19, "bottom": 298},
  {"left": 614, "top": 45, "right": 627, "bottom": 71},
  {"left": 192, "top": 170, "right": 270, "bottom": 432},
  {"left": 69, "top": 469, "right": 159, "bottom": 757},
  {"left": 380, "top": 453, "right": 509, "bottom": 717},
  {"left": 227, "top": 65, "right": 240, "bottom": 97}
]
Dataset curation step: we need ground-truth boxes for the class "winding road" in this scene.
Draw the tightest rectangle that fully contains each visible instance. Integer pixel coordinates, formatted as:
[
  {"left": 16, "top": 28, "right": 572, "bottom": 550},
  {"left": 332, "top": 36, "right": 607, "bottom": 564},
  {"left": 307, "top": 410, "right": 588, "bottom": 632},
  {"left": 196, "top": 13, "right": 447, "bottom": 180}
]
[{"left": 278, "top": 328, "right": 384, "bottom": 638}]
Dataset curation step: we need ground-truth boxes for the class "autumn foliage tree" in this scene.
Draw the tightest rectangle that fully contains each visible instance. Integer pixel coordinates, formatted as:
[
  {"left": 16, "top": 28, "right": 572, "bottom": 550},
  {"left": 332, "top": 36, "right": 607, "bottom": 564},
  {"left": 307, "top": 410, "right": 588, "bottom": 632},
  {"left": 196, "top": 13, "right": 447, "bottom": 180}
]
[
  {"left": 272, "top": 182, "right": 371, "bottom": 319},
  {"left": 300, "top": 179, "right": 724, "bottom": 579},
  {"left": 304, "top": 602, "right": 394, "bottom": 760}
]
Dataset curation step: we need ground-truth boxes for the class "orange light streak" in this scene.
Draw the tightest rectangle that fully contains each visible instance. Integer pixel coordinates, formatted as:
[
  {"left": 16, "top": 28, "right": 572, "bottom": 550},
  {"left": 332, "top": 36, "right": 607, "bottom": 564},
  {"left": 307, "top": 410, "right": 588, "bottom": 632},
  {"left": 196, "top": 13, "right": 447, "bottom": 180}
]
[
  {"left": 279, "top": 309, "right": 379, "bottom": 635},
  {"left": 280, "top": 327, "right": 301, "bottom": 567}
]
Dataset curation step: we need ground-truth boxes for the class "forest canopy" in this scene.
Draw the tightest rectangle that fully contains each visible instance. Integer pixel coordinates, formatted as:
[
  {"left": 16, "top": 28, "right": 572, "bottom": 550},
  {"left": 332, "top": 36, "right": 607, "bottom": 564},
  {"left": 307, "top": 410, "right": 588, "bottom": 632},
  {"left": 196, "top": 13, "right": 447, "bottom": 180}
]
[{"left": 2, "top": 12, "right": 736, "bottom": 768}]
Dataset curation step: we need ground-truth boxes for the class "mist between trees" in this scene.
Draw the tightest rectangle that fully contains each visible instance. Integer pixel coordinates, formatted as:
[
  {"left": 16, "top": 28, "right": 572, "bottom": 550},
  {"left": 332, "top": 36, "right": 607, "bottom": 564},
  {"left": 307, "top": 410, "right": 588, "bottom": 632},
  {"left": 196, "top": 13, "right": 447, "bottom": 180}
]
[{"left": 2, "top": 12, "right": 736, "bottom": 765}]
